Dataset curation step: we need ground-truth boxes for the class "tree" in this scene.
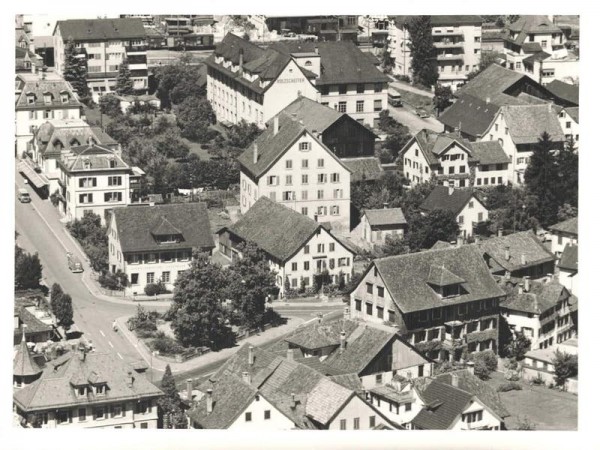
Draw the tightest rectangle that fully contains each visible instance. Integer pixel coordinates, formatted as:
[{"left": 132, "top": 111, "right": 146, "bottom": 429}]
[
  {"left": 63, "top": 37, "right": 90, "bottom": 103},
  {"left": 524, "top": 132, "right": 561, "bottom": 227},
  {"left": 557, "top": 203, "right": 578, "bottom": 222},
  {"left": 157, "top": 364, "right": 184, "bottom": 428},
  {"left": 153, "top": 61, "right": 206, "bottom": 108},
  {"left": 433, "top": 85, "right": 453, "bottom": 116},
  {"left": 554, "top": 137, "right": 578, "bottom": 209},
  {"left": 15, "top": 248, "right": 43, "bottom": 290},
  {"left": 99, "top": 94, "right": 122, "bottom": 117},
  {"left": 175, "top": 97, "right": 216, "bottom": 142},
  {"left": 152, "top": 130, "right": 190, "bottom": 159},
  {"left": 299, "top": 276, "right": 306, "bottom": 294},
  {"left": 383, "top": 128, "right": 411, "bottom": 158},
  {"left": 54, "top": 293, "right": 74, "bottom": 330},
  {"left": 379, "top": 233, "right": 410, "bottom": 257},
  {"left": 381, "top": 41, "right": 395, "bottom": 73},
  {"left": 406, "top": 16, "right": 439, "bottom": 87},
  {"left": 66, "top": 212, "right": 108, "bottom": 273},
  {"left": 504, "top": 333, "right": 531, "bottom": 361},
  {"left": 50, "top": 283, "right": 64, "bottom": 316},
  {"left": 225, "top": 120, "right": 261, "bottom": 149},
  {"left": 115, "top": 58, "right": 134, "bottom": 95},
  {"left": 407, "top": 209, "right": 460, "bottom": 251},
  {"left": 552, "top": 350, "right": 577, "bottom": 388},
  {"left": 169, "top": 252, "right": 234, "bottom": 349}
]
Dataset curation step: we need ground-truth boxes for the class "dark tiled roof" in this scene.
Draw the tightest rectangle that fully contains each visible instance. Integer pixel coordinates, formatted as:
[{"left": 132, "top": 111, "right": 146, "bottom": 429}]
[
  {"left": 113, "top": 203, "right": 215, "bottom": 253},
  {"left": 56, "top": 18, "right": 146, "bottom": 41},
  {"left": 435, "top": 369, "right": 509, "bottom": 418},
  {"left": 15, "top": 76, "right": 81, "bottom": 109},
  {"left": 503, "top": 105, "right": 565, "bottom": 144},
  {"left": 558, "top": 244, "right": 578, "bottom": 271},
  {"left": 426, "top": 265, "right": 466, "bottom": 287},
  {"left": 508, "top": 15, "right": 562, "bottom": 35},
  {"left": 37, "top": 120, "right": 116, "bottom": 156},
  {"left": 521, "top": 42, "right": 544, "bottom": 53},
  {"left": 420, "top": 186, "right": 481, "bottom": 216},
  {"left": 438, "top": 94, "right": 500, "bottom": 137},
  {"left": 548, "top": 217, "right": 578, "bottom": 235},
  {"left": 412, "top": 380, "right": 473, "bottom": 429},
  {"left": 371, "top": 245, "right": 505, "bottom": 313},
  {"left": 14, "top": 334, "right": 43, "bottom": 377},
  {"left": 14, "top": 307, "right": 53, "bottom": 339},
  {"left": 469, "top": 141, "right": 510, "bottom": 165},
  {"left": 278, "top": 96, "right": 344, "bottom": 134},
  {"left": 328, "top": 374, "right": 363, "bottom": 392},
  {"left": 341, "top": 157, "right": 384, "bottom": 182},
  {"left": 285, "top": 319, "right": 360, "bottom": 351},
  {"left": 477, "top": 230, "right": 556, "bottom": 273},
  {"left": 565, "top": 107, "right": 579, "bottom": 123},
  {"left": 13, "top": 352, "right": 164, "bottom": 411},
  {"left": 522, "top": 51, "right": 551, "bottom": 65},
  {"left": 457, "top": 64, "right": 526, "bottom": 105},
  {"left": 370, "top": 385, "right": 414, "bottom": 404},
  {"left": 364, "top": 208, "right": 407, "bottom": 227},
  {"left": 500, "top": 278, "right": 567, "bottom": 314}
]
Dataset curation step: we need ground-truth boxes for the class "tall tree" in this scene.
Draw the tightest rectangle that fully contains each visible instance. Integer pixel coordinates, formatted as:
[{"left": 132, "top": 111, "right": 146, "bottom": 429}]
[
  {"left": 554, "top": 137, "right": 578, "bottom": 209},
  {"left": 55, "top": 293, "right": 74, "bottom": 330},
  {"left": 63, "top": 37, "right": 90, "bottom": 103},
  {"left": 407, "top": 209, "right": 460, "bottom": 251},
  {"left": 406, "top": 16, "right": 439, "bottom": 87},
  {"left": 169, "top": 252, "right": 234, "bottom": 349},
  {"left": 175, "top": 97, "right": 216, "bottom": 142},
  {"left": 115, "top": 58, "right": 134, "bottom": 95},
  {"left": 157, "top": 364, "right": 185, "bottom": 428},
  {"left": 433, "top": 85, "right": 453, "bottom": 116},
  {"left": 381, "top": 40, "right": 395, "bottom": 74},
  {"left": 99, "top": 94, "right": 122, "bottom": 117},
  {"left": 524, "top": 132, "right": 561, "bottom": 227},
  {"left": 50, "top": 283, "right": 64, "bottom": 317},
  {"left": 552, "top": 350, "right": 577, "bottom": 387},
  {"left": 15, "top": 248, "right": 43, "bottom": 290}
]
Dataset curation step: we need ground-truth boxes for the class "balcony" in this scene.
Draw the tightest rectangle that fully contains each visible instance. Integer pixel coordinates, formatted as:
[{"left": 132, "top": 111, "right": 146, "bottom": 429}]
[
  {"left": 437, "top": 53, "right": 464, "bottom": 62},
  {"left": 432, "top": 29, "right": 464, "bottom": 37},
  {"left": 433, "top": 40, "right": 464, "bottom": 49},
  {"left": 124, "top": 45, "right": 148, "bottom": 53}
]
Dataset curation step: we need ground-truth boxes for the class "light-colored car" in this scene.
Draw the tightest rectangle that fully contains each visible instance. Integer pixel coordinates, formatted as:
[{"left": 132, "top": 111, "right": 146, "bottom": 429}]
[
  {"left": 416, "top": 108, "right": 430, "bottom": 119},
  {"left": 17, "top": 188, "right": 31, "bottom": 203}
]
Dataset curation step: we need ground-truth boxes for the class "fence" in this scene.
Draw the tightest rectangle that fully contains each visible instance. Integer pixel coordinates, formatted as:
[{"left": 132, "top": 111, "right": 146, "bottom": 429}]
[{"left": 175, "top": 346, "right": 212, "bottom": 363}]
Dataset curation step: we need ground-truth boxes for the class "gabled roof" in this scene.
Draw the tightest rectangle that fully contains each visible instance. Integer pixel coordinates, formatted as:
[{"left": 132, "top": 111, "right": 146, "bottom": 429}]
[
  {"left": 522, "top": 51, "right": 551, "bottom": 65},
  {"left": 363, "top": 208, "right": 407, "bottom": 227},
  {"left": 285, "top": 319, "right": 359, "bottom": 351},
  {"left": 521, "top": 42, "right": 544, "bottom": 53},
  {"left": 469, "top": 141, "right": 511, "bottom": 165},
  {"left": 14, "top": 332, "right": 43, "bottom": 377},
  {"left": 36, "top": 119, "right": 117, "bottom": 156},
  {"left": 548, "top": 217, "right": 578, "bottom": 236},
  {"left": 150, "top": 216, "right": 182, "bottom": 237},
  {"left": 503, "top": 105, "right": 565, "bottom": 144},
  {"left": 224, "top": 197, "right": 355, "bottom": 263},
  {"left": 545, "top": 79, "right": 578, "bottom": 106},
  {"left": 55, "top": 18, "right": 146, "bottom": 41},
  {"left": 426, "top": 265, "right": 466, "bottom": 287},
  {"left": 15, "top": 75, "right": 81, "bottom": 109},
  {"left": 13, "top": 352, "right": 164, "bottom": 412},
  {"left": 457, "top": 64, "right": 527, "bottom": 105},
  {"left": 14, "top": 306, "right": 53, "bottom": 340},
  {"left": 60, "top": 145, "right": 130, "bottom": 171},
  {"left": 477, "top": 230, "right": 556, "bottom": 273},
  {"left": 412, "top": 380, "right": 473, "bottom": 429},
  {"left": 558, "top": 244, "right": 578, "bottom": 271},
  {"left": 369, "top": 245, "right": 505, "bottom": 313},
  {"left": 420, "top": 186, "right": 482, "bottom": 216},
  {"left": 341, "top": 157, "right": 384, "bottom": 182},
  {"left": 112, "top": 203, "right": 215, "bottom": 253},
  {"left": 278, "top": 96, "right": 345, "bottom": 134},
  {"left": 500, "top": 278, "right": 568, "bottom": 315},
  {"left": 508, "top": 15, "right": 562, "bottom": 35},
  {"left": 564, "top": 107, "right": 579, "bottom": 123},
  {"left": 438, "top": 94, "right": 500, "bottom": 137}
]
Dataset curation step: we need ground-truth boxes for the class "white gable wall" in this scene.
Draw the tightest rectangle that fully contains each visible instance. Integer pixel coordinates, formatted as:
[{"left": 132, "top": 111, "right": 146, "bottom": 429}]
[
  {"left": 229, "top": 393, "right": 295, "bottom": 430},
  {"left": 456, "top": 196, "right": 488, "bottom": 238}
]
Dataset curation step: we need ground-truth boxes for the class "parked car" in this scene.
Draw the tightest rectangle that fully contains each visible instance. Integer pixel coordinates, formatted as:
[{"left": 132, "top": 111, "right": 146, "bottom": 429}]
[
  {"left": 17, "top": 188, "right": 31, "bottom": 203},
  {"left": 67, "top": 252, "right": 84, "bottom": 273},
  {"left": 416, "top": 108, "right": 430, "bottom": 119}
]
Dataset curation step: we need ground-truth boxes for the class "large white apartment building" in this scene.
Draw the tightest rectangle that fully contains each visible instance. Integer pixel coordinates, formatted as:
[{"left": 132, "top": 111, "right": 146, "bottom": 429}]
[
  {"left": 15, "top": 72, "right": 82, "bottom": 156},
  {"left": 238, "top": 111, "right": 352, "bottom": 233},
  {"left": 390, "top": 15, "right": 483, "bottom": 90},
  {"left": 54, "top": 18, "right": 148, "bottom": 102},
  {"left": 206, "top": 33, "right": 389, "bottom": 128},
  {"left": 108, "top": 202, "right": 215, "bottom": 295}
]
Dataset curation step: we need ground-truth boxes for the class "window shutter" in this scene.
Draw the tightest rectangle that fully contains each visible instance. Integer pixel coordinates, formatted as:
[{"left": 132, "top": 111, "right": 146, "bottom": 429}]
[{"left": 276, "top": 176, "right": 280, "bottom": 186}]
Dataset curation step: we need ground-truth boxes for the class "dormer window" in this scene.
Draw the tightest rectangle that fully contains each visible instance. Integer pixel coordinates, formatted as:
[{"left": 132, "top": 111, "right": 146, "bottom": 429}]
[
  {"left": 61, "top": 93, "right": 69, "bottom": 103},
  {"left": 76, "top": 386, "right": 89, "bottom": 397},
  {"left": 427, "top": 265, "right": 466, "bottom": 298},
  {"left": 95, "top": 384, "right": 106, "bottom": 396},
  {"left": 26, "top": 94, "right": 35, "bottom": 105}
]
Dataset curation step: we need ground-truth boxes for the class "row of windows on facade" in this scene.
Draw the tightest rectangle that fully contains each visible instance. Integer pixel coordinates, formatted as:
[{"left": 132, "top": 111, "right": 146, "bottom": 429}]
[
  {"left": 321, "top": 99, "right": 383, "bottom": 113},
  {"left": 320, "top": 83, "right": 384, "bottom": 96},
  {"left": 285, "top": 272, "right": 349, "bottom": 289},
  {"left": 79, "top": 192, "right": 123, "bottom": 204},
  {"left": 121, "top": 250, "right": 192, "bottom": 265},
  {"left": 44, "top": 400, "right": 151, "bottom": 425},
  {"left": 408, "top": 318, "right": 497, "bottom": 343},
  {"left": 338, "top": 416, "right": 376, "bottom": 430},
  {"left": 370, "top": 394, "right": 412, "bottom": 414},
  {"left": 25, "top": 92, "right": 71, "bottom": 105},
  {"left": 289, "top": 256, "right": 351, "bottom": 273},
  {"left": 82, "top": 40, "right": 146, "bottom": 48},
  {"left": 86, "top": 52, "right": 125, "bottom": 60},
  {"left": 214, "top": 102, "right": 263, "bottom": 124},
  {"left": 438, "top": 62, "right": 479, "bottom": 73},
  {"left": 209, "top": 72, "right": 263, "bottom": 104},
  {"left": 264, "top": 172, "right": 342, "bottom": 186},
  {"left": 90, "top": 78, "right": 147, "bottom": 92},
  {"left": 130, "top": 270, "right": 186, "bottom": 285},
  {"left": 79, "top": 176, "right": 123, "bottom": 188}
]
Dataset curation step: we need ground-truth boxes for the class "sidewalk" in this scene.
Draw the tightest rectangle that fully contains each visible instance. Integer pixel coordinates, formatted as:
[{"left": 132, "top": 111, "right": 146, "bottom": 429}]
[{"left": 116, "top": 315, "right": 304, "bottom": 374}]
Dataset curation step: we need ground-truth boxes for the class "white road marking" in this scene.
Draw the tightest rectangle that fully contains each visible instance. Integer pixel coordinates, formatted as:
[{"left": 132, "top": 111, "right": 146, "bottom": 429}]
[
  {"left": 99, "top": 329, "right": 105, "bottom": 337},
  {"left": 117, "top": 352, "right": 123, "bottom": 360},
  {"left": 108, "top": 341, "right": 114, "bottom": 348}
]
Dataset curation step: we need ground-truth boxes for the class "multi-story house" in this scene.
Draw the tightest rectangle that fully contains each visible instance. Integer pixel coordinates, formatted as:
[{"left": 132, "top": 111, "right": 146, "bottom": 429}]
[
  {"left": 477, "top": 230, "right": 556, "bottom": 279},
  {"left": 272, "top": 317, "right": 433, "bottom": 389},
  {"left": 420, "top": 186, "right": 489, "bottom": 239},
  {"left": 556, "top": 106, "right": 579, "bottom": 149},
  {"left": 265, "top": 16, "right": 359, "bottom": 42},
  {"left": 108, "top": 202, "right": 215, "bottom": 295},
  {"left": 53, "top": 18, "right": 148, "bottom": 102},
  {"left": 350, "top": 245, "right": 506, "bottom": 362},
  {"left": 206, "top": 33, "right": 389, "bottom": 128},
  {"left": 499, "top": 276, "right": 577, "bottom": 349},
  {"left": 502, "top": 15, "right": 578, "bottom": 86},
  {"left": 14, "top": 348, "right": 164, "bottom": 428},
  {"left": 548, "top": 217, "right": 577, "bottom": 256},
  {"left": 357, "top": 207, "right": 408, "bottom": 248},
  {"left": 15, "top": 72, "right": 82, "bottom": 156},
  {"left": 238, "top": 113, "right": 352, "bottom": 233},
  {"left": 522, "top": 338, "right": 578, "bottom": 390},
  {"left": 557, "top": 244, "right": 578, "bottom": 296},
  {"left": 187, "top": 343, "right": 396, "bottom": 430},
  {"left": 399, "top": 129, "right": 510, "bottom": 188},
  {"left": 31, "top": 118, "right": 118, "bottom": 193},
  {"left": 390, "top": 16, "right": 483, "bottom": 90},
  {"left": 217, "top": 197, "right": 355, "bottom": 295}
]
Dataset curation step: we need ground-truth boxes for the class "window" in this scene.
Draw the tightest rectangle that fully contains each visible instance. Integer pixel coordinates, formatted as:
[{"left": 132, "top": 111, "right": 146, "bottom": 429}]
[
  {"left": 376, "top": 374, "right": 383, "bottom": 385},
  {"left": 161, "top": 271, "right": 170, "bottom": 283},
  {"left": 301, "top": 191, "right": 308, "bottom": 200},
  {"left": 405, "top": 403, "right": 412, "bottom": 411},
  {"left": 93, "top": 407, "right": 105, "bottom": 420},
  {"left": 285, "top": 160, "right": 292, "bottom": 169},
  {"left": 302, "top": 159, "right": 309, "bottom": 169},
  {"left": 377, "top": 286, "right": 384, "bottom": 297},
  {"left": 318, "top": 174, "right": 327, "bottom": 183},
  {"left": 140, "top": 423, "right": 148, "bottom": 429},
  {"left": 566, "top": 121, "right": 571, "bottom": 129},
  {"left": 369, "top": 416, "right": 376, "bottom": 428},
  {"left": 460, "top": 165, "right": 466, "bottom": 173},
  {"left": 331, "top": 173, "right": 340, "bottom": 183},
  {"left": 333, "top": 188, "right": 343, "bottom": 199},
  {"left": 147, "top": 272, "right": 155, "bottom": 284},
  {"left": 79, "top": 193, "right": 93, "bottom": 204},
  {"left": 353, "top": 418, "right": 360, "bottom": 430},
  {"left": 245, "top": 412, "right": 252, "bottom": 422},
  {"left": 317, "top": 158, "right": 325, "bottom": 168},
  {"left": 356, "top": 100, "right": 364, "bottom": 112},
  {"left": 321, "top": 86, "right": 329, "bottom": 95},
  {"left": 338, "top": 101, "right": 347, "bottom": 113},
  {"left": 339, "top": 84, "right": 347, "bottom": 95},
  {"left": 304, "top": 261, "right": 310, "bottom": 271},
  {"left": 367, "top": 283, "right": 373, "bottom": 294},
  {"left": 458, "top": 304, "right": 467, "bottom": 316},
  {"left": 267, "top": 175, "right": 278, "bottom": 186},
  {"left": 374, "top": 99, "right": 383, "bottom": 111},
  {"left": 285, "top": 175, "right": 293, "bottom": 185},
  {"left": 340, "top": 419, "right": 346, "bottom": 430},
  {"left": 377, "top": 306, "right": 384, "bottom": 319},
  {"left": 357, "top": 84, "right": 365, "bottom": 93},
  {"left": 108, "top": 176, "right": 122, "bottom": 186},
  {"left": 458, "top": 215, "right": 464, "bottom": 224},
  {"left": 317, "top": 189, "right": 324, "bottom": 199},
  {"left": 329, "top": 243, "right": 335, "bottom": 252},
  {"left": 104, "top": 192, "right": 123, "bottom": 202},
  {"left": 366, "top": 303, "right": 373, "bottom": 315},
  {"left": 79, "top": 177, "right": 97, "bottom": 188},
  {"left": 462, "top": 410, "right": 483, "bottom": 423},
  {"left": 374, "top": 83, "right": 383, "bottom": 93},
  {"left": 355, "top": 299, "right": 362, "bottom": 311},
  {"left": 264, "top": 410, "right": 271, "bottom": 420},
  {"left": 478, "top": 212, "right": 484, "bottom": 221},
  {"left": 131, "top": 273, "right": 139, "bottom": 285},
  {"left": 318, "top": 244, "right": 325, "bottom": 253},
  {"left": 292, "top": 262, "right": 298, "bottom": 271},
  {"left": 78, "top": 408, "right": 87, "bottom": 422}
]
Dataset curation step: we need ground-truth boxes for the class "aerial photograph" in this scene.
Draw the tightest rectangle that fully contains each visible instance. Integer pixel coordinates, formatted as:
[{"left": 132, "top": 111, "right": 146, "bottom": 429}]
[{"left": 13, "top": 12, "right": 579, "bottom": 440}]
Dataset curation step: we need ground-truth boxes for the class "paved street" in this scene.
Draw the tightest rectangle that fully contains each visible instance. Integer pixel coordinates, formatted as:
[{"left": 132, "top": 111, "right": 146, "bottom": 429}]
[{"left": 387, "top": 104, "right": 444, "bottom": 135}]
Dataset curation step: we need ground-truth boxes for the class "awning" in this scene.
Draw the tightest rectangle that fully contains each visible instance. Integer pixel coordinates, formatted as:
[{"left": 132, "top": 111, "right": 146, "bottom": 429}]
[{"left": 18, "top": 162, "right": 49, "bottom": 189}]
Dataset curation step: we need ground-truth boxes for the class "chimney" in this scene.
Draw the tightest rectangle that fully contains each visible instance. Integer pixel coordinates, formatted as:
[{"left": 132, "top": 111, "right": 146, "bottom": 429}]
[
  {"left": 498, "top": 228, "right": 504, "bottom": 237},
  {"left": 127, "top": 370, "right": 134, "bottom": 387},
  {"left": 186, "top": 379, "right": 193, "bottom": 401},
  {"left": 451, "top": 372, "right": 459, "bottom": 388},
  {"left": 291, "top": 113, "right": 297, "bottom": 121},
  {"left": 505, "top": 270, "right": 511, "bottom": 280},
  {"left": 340, "top": 331, "right": 347, "bottom": 352},
  {"left": 383, "top": 202, "right": 389, "bottom": 209},
  {"left": 450, "top": 241, "right": 457, "bottom": 247},
  {"left": 344, "top": 307, "right": 350, "bottom": 319},
  {"left": 242, "top": 371, "right": 251, "bottom": 384},
  {"left": 273, "top": 116, "right": 279, "bottom": 135},
  {"left": 239, "top": 49, "right": 244, "bottom": 69},
  {"left": 523, "top": 276, "right": 530, "bottom": 293},
  {"left": 290, "top": 393, "right": 297, "bottom": 409},
  {"left": 252, "top": 143, "right": 258, "bottom": 164},
  {"left": 518, "top": 283, "right": 524, "bottom": 295},
  {"left": 206, "top": 388, "right": 213, "bottom": 413},
  {"left": 466, "top": 361, "right": 475, "bottom": 375},
  {"left": 521, "top": 254, "right": 526, "bottom": 266},
  {"left": 248, "top": 346, "right": 254, "bottom": 366},
  {"left": 546, "top": 273, "right": 554, "bottom": 282},
  {"left": 314, "top": 214, "right": 318, "bottom": 223},
  {"left": 287, "top": 349, "right": 294, "bottom": 361},
  {"left": 486, "top": 97, "right": 490, "bottom": 104},
  {"left": 504, "top": 246, "right": 510, "bottom": 261},
  {"left": 448, "top": 185, "right": 454, "bottom": 196}
]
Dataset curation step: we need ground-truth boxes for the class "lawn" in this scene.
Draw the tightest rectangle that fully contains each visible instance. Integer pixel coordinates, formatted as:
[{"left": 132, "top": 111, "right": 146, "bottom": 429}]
[
  {"left": 486, "top": 371, "right": 577, "bottom": 430},
  {"left": 391, "top": 87, "right": 434, "bottom": 113}
]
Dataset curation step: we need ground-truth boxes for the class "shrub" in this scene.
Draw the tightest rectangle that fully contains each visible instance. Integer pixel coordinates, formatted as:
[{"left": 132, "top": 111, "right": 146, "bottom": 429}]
[
  {"left": 144, "top": 281, "right": 167, "bottom": 296},
  {"left": 531, "top": 374, "right": 545, "bottom": 386},
  {"left": 473, "top": 359, "right": 490, "bottom": 380},
  {"left": 497, "top": 381, "right": 522, "bottom": 392},
  {"left": 516, "top": 416, "right": 536, "bottom": 430},
  {"left": 151, "top": 336, "right": 184, "bottom": 355},
  {"left": 467, "top": 350, "right": 498, "bottom": 379}
]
